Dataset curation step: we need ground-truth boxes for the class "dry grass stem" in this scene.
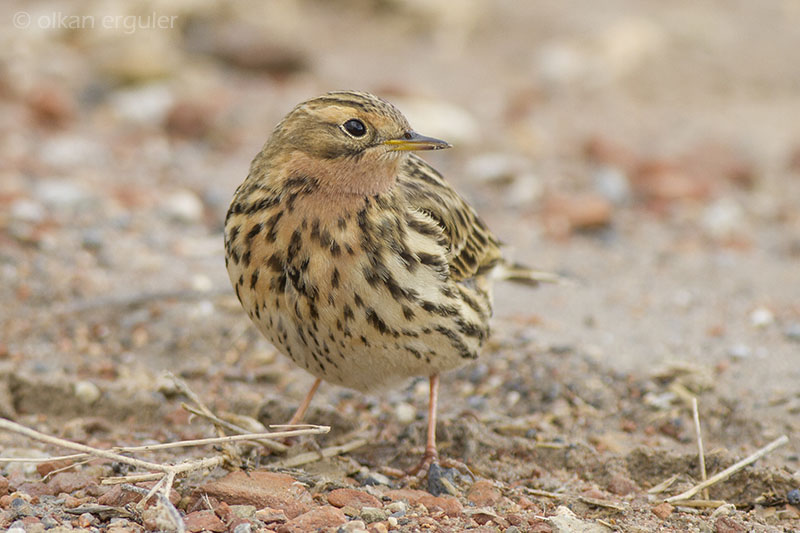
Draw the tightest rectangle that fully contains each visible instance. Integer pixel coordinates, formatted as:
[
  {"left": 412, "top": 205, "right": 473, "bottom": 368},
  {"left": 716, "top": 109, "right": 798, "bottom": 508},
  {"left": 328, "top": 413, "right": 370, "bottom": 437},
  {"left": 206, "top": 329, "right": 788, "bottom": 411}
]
[
  {"left": 0, "top": 453, "right": 89, "bottom": 463},
  {"left": 180, "top": 403, "right": 288, "bottom": 453},
  {"left": 648, "top": 473, "right": 680, "bottom": 494},
  {"left": 670, "top": 499, "right": 729, "bottom": 509},
  {"left": 117, "top": 427, "right": 329, "bottom": 451},
  {"left": 170, "top": 373, "right": 228, "bottom": 440},
  {"left": 0, "top": 416, "right": 329, "bottom": 500},
  {"left": 273, "top": 438, "right": 367, "bottom": 468},
  {"left": 577, "top": 495, "right": 628, "bottom": 511},
  {"left": 41, "top": 458, "right": 92, "bottom": 481},
  {"left": 665, "top": 435, "right": 789, "bottom": 503},
  {"left": 524, "top": 488, "right": 564, "bottom": 499},
  {"left": 533, "top": 441, "right": 569, "bottom": 449},
  {"left": 691, "top": 397, "right": 709, "bottom": 500},
  {"left": 104, "top": 472, "right": 167, "bottom": 484},
  {"left": 0, "top": 422, "right": 327, "bottom": 462},
  {"left": 0, "top": 417, "right": 188, "bottom": 472},
  {"left": 172, "top": 372, "right": 293, "bottom": 454}
]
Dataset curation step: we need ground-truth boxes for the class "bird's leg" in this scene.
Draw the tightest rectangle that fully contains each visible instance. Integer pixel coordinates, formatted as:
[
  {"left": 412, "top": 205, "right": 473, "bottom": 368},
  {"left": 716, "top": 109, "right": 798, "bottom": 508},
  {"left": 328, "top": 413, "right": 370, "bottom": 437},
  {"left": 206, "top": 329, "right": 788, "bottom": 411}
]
[
  {"left": 408, "top": 373, "right": 440, "bottom": 476},
  {"left": 287, "top": 377, "right": 322, "bottom": 426},
  {"left": 277, "top": 378, "right": 322, "bottom": 448}
]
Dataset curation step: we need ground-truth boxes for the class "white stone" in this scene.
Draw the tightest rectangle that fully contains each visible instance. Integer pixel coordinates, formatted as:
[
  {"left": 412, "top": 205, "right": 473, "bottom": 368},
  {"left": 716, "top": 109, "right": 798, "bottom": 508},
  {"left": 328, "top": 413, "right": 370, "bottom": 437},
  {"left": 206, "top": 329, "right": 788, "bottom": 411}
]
[
  {"left": 547, "top": 505, "right": 612, "bottom": 533},
  {"left": 10, "top": 199, "right": 45, "bottom": 222},
  {"left": 34, "top": 179, "right": 93, "bottom": 209},
  {"left": 162, "top": 189, "right": 204, "bottom": 223},
  {"left": 74, "top": 380, "right": 101, "bottom": 404},
  {"left": 750, "top": 307, "right": 775, "bottom": 328},
  {"left": 702, "top": 198, "right": 746, "bottom": 239},
  {"left": 394, "top": 402, "right": 417, "bottom": 424},
  {"left": 111, "top": 84, "right": 174, "bottom": 124}
]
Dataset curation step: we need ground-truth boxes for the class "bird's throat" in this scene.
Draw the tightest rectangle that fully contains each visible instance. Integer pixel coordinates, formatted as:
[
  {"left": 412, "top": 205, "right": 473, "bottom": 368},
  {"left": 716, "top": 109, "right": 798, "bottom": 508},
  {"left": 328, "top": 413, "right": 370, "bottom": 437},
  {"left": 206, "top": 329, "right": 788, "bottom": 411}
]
[{"left": 283, "top": 150, "right": 401, "bottom": 197}]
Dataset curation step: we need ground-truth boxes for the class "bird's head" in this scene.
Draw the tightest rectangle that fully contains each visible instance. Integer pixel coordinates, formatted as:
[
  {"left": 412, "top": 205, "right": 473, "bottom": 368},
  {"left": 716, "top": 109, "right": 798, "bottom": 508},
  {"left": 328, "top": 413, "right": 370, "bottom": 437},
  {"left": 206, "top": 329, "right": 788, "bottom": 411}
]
[{"left": 258, "top": 91, "right": 450, "bottom": 196}]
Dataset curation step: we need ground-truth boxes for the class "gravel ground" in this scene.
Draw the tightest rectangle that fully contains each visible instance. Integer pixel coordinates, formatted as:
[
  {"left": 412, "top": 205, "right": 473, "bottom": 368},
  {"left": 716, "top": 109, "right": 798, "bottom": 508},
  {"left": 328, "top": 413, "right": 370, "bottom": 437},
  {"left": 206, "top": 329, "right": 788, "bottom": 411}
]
[{"left": 1, "top": 1, "right": 800, "bottom": 532}]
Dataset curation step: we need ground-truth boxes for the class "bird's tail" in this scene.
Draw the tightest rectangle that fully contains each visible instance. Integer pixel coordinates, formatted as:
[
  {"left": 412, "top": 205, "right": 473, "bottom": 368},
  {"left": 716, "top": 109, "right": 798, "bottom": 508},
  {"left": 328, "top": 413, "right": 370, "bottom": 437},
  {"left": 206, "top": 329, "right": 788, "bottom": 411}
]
[{"left": 492, "top": 261, "right": 571, "bottom": 287}]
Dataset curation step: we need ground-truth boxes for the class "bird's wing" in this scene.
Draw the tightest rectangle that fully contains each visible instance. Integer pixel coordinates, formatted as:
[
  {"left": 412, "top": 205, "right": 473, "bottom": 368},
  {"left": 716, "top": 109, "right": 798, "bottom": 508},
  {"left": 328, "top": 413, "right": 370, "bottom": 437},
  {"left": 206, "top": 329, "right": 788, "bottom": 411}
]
[{"left": 396, "top": 155, "right": 503, "bottom": 282}]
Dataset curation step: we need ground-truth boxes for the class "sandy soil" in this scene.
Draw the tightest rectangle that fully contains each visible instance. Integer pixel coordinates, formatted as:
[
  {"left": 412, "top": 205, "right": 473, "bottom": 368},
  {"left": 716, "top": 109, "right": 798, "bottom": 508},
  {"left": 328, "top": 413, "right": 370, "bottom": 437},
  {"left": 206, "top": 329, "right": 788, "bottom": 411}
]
[{"left": 1, "top": 1, "right": 799, "bottom": 531}]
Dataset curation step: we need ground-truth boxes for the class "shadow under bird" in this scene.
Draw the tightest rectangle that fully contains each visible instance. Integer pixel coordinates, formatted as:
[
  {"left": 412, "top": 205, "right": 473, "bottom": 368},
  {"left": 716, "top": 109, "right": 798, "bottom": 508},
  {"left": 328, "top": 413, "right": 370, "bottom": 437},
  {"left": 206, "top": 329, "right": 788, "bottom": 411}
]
[{"left": 224, "top": 91, "right": 559, "bottom": 474}]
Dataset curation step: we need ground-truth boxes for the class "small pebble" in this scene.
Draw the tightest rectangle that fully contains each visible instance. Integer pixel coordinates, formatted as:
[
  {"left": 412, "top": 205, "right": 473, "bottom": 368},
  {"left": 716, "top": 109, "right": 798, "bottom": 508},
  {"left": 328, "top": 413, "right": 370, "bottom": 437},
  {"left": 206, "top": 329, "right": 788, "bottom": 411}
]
[
  {"left": 111, "top": 84, "right": 174, "bottom": 124},
  {"left": 387, "top": 516, "right": 398, "bottom": 527},
  {"left": 78, "top": 512, "right": 96, "bottom": 527},
  {"left": 651, "top": 502, "right": 674, "bottom": 519},
  {"left": 727, "top": 344, "right": 752, "bottom": 360},
  {"left": 34, "top": 179, "right": 93, "bottom": 210},
  {"left": 162, "top": 190, "right": 205, "bottom": 223},
  {"left": 38, "top": 136, "right": 104, "bottom": 170},
  {"left": 339, "top": 519, "right": 367, "bottom": 532},
  {"left": 750, "top": 307, "right": 774, "bottom": 328},
  {"left": 74, "top": 380, "right": 101, "bottom": 404},
  {"left": 787, "top": 488, "right": 800, "bottom": 506},
  {"left": 702, "top": 198, "right": 746, "bottom": 239},
  {"left": 506, "top": 390, "right": 521, "bottom": 407},
  {"left": 10, "top": 498, "right": 35, "bottom": 517},
  {"left": 467, "top": 395, "right": 487, "bottom": 410},
  {"left": 457, "top": 153, "right": 517, "bottom": 183},
  {"left": 469, "top": 363, "right": 489, "bottom": 384},
  {"left": 394, "top": 402, "right": 417, "bottom": 424},
  {"left": 10, "top": 200, "right": 45, "bottom": 223},
  {"left": 41, "top": 515, "right": 60, "bottom": 529},
  {"left": 427, "top": 463, "right": 459, "bottom": 497},
  {"left": 81, "top": 229, "right": 104, "bottom": 251},
  {"left": 229, "top": 505, "right": 257, "bottom": 518},
  {"left": 363, "top": 472, "right": 391, "bottom": 486},
  {"left": 370, "top": 522, "right": 389, "bottom": 533},
  {"left": 191, "top": 274, "right": 214, "bottom": 292},
  {"left": 233, "top": 523, "right": 252, "bottom": 533},
  {"left": 359, "top": 506, "right": 386, "bottom": 523},
  {"left": 710, "top": 503, "right": 736, "bottom": 518},
  {"left": 592, "top": 166, "right": 632, "bottom": 205},
  {"left": 385, "top": 501, "right": 407, "bottom": 515},
  {"left": 503, "top": 173, "right": 544, "bottom": 208},
  {"left": 784, "top": 323, "right": 800, "bottom": 343}
]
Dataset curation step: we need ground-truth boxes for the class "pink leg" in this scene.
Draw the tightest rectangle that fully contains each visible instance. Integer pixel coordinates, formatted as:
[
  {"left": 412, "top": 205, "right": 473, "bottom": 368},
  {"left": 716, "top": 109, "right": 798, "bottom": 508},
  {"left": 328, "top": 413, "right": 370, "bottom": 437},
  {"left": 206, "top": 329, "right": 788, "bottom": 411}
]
[
  {"left": 408, "top": 374, "right": 440, "bottom": 475},
  {"left": 287, "top": 378, "right": 321, "bottom": 426}
]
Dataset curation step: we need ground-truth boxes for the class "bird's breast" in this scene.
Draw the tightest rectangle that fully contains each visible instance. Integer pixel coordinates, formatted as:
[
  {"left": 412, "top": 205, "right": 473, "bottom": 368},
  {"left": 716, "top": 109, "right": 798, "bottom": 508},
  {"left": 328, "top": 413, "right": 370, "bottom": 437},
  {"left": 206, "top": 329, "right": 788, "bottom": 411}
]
[{"left": 225, "top": 191, "right": 492, "bottom": 392}]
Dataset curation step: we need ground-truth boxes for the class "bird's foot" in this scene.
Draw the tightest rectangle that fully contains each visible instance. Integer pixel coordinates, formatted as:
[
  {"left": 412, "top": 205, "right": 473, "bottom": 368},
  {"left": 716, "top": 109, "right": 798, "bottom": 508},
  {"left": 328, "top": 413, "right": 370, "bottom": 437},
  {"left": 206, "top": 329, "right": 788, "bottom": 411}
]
[
  {"left": 406, "top": 455, "right": 468, "bottom": 496},
  {"left": 407, "top": 447, "right": 439, "bottom": 478}
]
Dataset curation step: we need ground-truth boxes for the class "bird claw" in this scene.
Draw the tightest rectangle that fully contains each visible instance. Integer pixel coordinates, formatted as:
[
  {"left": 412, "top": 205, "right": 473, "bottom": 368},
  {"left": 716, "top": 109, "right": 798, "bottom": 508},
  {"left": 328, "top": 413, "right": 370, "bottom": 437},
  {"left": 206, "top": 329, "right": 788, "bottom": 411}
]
[{"left": 406, "top": 448, "right": 439, "bottom": 478}]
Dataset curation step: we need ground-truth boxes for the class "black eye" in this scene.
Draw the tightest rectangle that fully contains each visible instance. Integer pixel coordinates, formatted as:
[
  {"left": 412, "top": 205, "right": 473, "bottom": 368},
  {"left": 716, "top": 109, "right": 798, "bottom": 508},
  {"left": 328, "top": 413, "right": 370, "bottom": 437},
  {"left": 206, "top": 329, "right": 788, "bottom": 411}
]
[{"left": 343, "top": 119, "right": 367, "bottom": 137}]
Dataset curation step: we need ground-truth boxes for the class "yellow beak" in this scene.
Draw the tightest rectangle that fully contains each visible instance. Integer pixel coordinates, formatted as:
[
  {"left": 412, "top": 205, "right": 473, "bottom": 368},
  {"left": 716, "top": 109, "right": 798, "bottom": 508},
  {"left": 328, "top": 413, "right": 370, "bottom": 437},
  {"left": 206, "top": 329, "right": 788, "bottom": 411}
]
[{"left": 383, "top": 131, "right": 451, "bottom": 151}]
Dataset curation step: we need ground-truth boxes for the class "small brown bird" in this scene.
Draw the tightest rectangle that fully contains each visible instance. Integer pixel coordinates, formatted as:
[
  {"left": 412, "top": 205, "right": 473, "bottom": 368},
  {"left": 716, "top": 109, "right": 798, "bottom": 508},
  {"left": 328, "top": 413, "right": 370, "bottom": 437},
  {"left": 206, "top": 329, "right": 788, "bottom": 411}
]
[{"left": 224, "top": 91, "right": 556, "bottom": 473}]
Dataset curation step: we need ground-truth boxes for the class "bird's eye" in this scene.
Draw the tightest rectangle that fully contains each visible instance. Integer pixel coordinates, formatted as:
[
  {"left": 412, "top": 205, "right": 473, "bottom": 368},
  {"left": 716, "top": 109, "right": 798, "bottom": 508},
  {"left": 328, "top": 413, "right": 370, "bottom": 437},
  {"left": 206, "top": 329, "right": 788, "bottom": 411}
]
[{"left": 342, "top": 119, "right": 367, "bottom": 137}]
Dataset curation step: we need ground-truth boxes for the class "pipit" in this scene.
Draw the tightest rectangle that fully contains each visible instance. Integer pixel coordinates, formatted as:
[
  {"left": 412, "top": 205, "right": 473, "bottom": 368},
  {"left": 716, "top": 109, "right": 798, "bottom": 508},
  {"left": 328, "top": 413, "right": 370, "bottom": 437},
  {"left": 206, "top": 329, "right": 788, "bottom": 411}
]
[{"left": 224, "top": 91, "right": 557, "bottom": 473}]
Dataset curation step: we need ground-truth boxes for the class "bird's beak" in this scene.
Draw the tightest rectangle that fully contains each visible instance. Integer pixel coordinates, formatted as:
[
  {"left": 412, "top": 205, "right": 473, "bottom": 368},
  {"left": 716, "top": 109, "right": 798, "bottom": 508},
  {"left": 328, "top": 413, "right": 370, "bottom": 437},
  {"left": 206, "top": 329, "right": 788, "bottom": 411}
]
[{"left": 383, "top": 131, "right": 452, "bottom": 151}]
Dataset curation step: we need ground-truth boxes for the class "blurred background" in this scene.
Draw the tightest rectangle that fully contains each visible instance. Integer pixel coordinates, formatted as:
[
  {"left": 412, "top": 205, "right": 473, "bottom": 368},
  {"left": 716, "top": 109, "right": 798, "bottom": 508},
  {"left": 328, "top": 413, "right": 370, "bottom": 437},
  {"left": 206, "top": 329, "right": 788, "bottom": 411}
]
[{"left": 1, "top": 0, "right": 799, "bottom": 447}]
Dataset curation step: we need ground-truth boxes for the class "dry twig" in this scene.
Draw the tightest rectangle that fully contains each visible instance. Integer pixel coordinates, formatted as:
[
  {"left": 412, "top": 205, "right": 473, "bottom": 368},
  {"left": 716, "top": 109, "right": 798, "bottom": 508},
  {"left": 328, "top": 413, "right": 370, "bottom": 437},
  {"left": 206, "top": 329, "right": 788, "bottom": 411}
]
[
  {"left": 665, "top": 435, "right": 789, "bottom": 503},
  {"left": 577, "top": 495, "right": 627, "bottom": 511},
  {"left": 181, "top": 403, "right": 288, "bottom": 453},
  {"left": 691, "top": 397, "right": 709, "bottom": 500},
  {"left": 273, "top": 438, "right": 367, "bottom": 468},
  {"left": 648, "top": 473, "right": 680, "bottom": 494},
  {"left": 0, "top": 418, "right": 328, "bottom": 493},
  {"left": 670, "top": 499, "right": 728, "bottom": 509},
  {"left": 524, "top": 488, "right": 564, "bottom": 499}
]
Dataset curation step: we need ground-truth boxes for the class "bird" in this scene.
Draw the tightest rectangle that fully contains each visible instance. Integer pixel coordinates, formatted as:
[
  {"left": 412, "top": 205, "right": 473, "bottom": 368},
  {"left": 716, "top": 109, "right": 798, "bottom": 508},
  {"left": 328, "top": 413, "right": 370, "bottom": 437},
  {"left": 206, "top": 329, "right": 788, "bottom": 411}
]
[{"left": 224, "top": 91, "right": 559, "bottom": 474}]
